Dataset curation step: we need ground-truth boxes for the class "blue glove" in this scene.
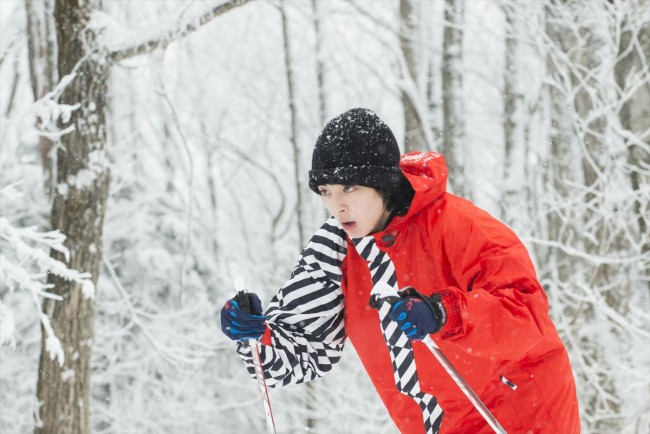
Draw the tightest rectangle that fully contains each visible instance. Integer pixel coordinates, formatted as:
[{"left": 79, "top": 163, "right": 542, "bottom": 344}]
[
  {"left": 388, "top": 287, "right": 446, "bottom": 340},
  {"left": 221, "top": 291, "right": 266, "bottom": 341}
]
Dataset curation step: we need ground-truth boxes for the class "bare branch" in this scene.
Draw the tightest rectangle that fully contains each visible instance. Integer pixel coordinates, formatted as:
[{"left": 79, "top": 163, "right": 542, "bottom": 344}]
[{"left": 109, "top": 0, "right": 253, "bottom": 63}]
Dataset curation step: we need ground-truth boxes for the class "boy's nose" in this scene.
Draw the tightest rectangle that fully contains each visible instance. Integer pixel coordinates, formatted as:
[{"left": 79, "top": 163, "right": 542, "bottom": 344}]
[{"left": 335, "top": 199, "right": 348, "bottom": 214}]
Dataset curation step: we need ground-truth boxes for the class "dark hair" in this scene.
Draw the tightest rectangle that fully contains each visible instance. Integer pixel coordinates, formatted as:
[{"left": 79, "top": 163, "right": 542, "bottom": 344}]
[{"left": 379, "top": 175, "right": 415, "bottom": 217}]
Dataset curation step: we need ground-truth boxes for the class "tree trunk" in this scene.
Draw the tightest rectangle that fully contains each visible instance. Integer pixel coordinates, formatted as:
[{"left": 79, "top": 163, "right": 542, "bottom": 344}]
[
  {"left": 30, "top": 1, "right": 252, "bottom": 432},
  {"left": 312, "top": 0, "right": 332, "bottom": 223},
  {"left": 615, "top": 8, "right": 650, "bottom": 269},
  {"left": 425, "top": 0, "right": 442, "bottom": 151},
  {"left": 280, "top": 0, "right": 305, "bottom": 250},
  {"left": 25, "top": 0, "right": 58, "bottom": 194},
  {"left": 35, "top": 0, "right": 110, "bottom": 432},
  {"left": 400, "top": 0, "right": 426, "bottom": 152},
  {"left": 501, "top": 2, "right": 520, "bottom": 222},
  {"left": 441, "top": 0, "right": 467, "bottom": 198},
  {"left": 281, "top": 1, "right": 313, "bottom": 427},
  {"left": 312, "top": 0, "right": 327, "bottom": 128}
]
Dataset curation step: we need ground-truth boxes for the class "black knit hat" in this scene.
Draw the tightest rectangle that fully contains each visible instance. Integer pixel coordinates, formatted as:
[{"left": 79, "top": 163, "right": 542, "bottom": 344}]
[{"left": 308, "top": 108, "right": 403, "bottom": 194}]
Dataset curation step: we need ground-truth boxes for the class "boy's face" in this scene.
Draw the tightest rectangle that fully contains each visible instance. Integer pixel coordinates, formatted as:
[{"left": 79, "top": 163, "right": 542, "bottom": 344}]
[{"left": 317, "top": 184, "right": 391, "bottom": 238}]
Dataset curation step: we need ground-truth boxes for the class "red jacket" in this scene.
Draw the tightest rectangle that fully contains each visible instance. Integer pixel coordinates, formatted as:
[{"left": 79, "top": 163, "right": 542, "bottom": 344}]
[
  {"left": 237, "top": 152, "right": 580, "bottom": 434},
  {"left": 342, "top": 152, "right": 580, "bottom": 433}
]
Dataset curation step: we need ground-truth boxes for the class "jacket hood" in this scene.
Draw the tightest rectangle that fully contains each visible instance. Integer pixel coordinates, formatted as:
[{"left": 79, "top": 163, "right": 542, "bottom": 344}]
[{"left": 395, "top": 151, "right": 448, "bottom": 222}]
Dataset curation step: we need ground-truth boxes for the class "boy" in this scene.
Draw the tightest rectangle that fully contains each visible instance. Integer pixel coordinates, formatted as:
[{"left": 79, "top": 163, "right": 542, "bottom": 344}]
[{"left": 221, "top": 108, "right": 580, "bottom": 433}]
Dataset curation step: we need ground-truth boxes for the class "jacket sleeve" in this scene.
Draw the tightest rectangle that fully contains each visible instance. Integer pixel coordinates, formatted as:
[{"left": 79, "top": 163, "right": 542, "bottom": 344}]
[
  {"left": 434, "top": 197, "right": 554, "bottom": 360},
  {"left": 235, "top": 217, "right": 348, "bottom": 387}
]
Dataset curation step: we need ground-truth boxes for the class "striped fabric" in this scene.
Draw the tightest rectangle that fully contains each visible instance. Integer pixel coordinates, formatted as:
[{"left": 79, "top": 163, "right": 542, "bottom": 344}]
[
  {"left": 353, "top": 236, "right": 444, "bottom": 434},
  {"left": 236, "top": 218, "right": 443, "bottom": 433},
  {"left": 236, "top": 217, "right": 348, "bottom": 386}
]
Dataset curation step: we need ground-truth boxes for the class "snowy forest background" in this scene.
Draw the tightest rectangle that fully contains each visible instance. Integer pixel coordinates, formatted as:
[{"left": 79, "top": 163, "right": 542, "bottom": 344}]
[{"left": 0, "top": 0, "right": 648, "bottom": 433}]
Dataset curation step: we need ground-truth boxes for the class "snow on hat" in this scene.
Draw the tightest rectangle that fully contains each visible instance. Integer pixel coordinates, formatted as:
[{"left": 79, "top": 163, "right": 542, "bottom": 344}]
[{"left": 308, "top": 108, "right": 403, "bottom": 194}]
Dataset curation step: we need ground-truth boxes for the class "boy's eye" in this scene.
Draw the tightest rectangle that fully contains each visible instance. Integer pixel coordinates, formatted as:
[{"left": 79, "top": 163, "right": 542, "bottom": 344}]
[
  {"left": 318, "top": 189, "right": 329, "bottom": 196},
  {"left": 343, "top": 186, "right": 356, "bottom": 193}
]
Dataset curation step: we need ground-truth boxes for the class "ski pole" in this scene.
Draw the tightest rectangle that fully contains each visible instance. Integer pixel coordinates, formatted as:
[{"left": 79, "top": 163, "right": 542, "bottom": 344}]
[
  {"left": 234, "top": 279, "right": 277, "bottom": 434},
  {"left": 248, "top": 337, "right": 276, "bottom": 434},
  {"left": 371, "top": 282, "right": 507, "bottom": 434},
  {"left": 420, "top": 336, "right": 506, "bottom": 434}
]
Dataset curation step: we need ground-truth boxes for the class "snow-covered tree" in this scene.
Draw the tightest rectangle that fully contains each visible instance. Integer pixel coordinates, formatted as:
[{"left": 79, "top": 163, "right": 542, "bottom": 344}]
[{"left": 1, "top": 1, "right": 647, "bottom": 433}]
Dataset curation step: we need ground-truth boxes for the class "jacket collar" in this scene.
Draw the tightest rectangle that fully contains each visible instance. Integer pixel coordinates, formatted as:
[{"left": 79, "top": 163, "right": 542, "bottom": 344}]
[{"left": 349, "top": 151, "right": 448, "bottom": 248}]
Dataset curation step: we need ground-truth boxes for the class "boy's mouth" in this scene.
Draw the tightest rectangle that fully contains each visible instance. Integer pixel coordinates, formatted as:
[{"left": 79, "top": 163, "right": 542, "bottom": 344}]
[{"left": 341, "top": 221, "right": 356, "bottom": 231}]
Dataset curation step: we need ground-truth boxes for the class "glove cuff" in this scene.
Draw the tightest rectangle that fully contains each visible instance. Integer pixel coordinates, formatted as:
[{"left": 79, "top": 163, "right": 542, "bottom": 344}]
[
  {"left": 260, "top": 326, "right": 272, "bottom": 345},
  {"left": 421, "top": 293, "right": 446, "bottom": 333}
]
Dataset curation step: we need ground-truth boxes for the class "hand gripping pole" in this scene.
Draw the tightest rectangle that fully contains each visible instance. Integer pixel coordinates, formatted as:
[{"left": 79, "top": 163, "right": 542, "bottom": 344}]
[
  {"left": 371, "top": 282, "right": 507, "bottom": 434},
  {"left": 234, "top": 279, "right": 276, "bottom": 434}
]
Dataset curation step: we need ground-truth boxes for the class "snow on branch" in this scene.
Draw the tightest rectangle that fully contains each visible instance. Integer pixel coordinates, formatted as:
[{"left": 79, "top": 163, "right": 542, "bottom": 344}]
[
  {"left": 0, "top": 217, "right": 92, "bottom": 286},
  {"left": 0, "top": 183, "right": 94, "bottom": 362},
  {"left": 98, "top": 0, "right": 253, "bottom": 63},
  {"left": 525, "top": 236, "right": 650, "bottom": 266},
  {"left": 20, "top": 72, "right": 80, "bottom": 142},
  {"left": 0, "top": 300, "right": 16, "bottom": 348},
  {"left": 40, "top": 311, "right": 64, "bottom": 367}
]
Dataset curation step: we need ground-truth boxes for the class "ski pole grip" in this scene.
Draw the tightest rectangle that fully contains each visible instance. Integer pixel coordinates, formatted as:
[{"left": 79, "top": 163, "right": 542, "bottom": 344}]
[
  {"left": 236, "top": 290, "right": 252, "bottom": 314},
  {"left": 235, "top": 291, "right": 260, "bottom": 350}
]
